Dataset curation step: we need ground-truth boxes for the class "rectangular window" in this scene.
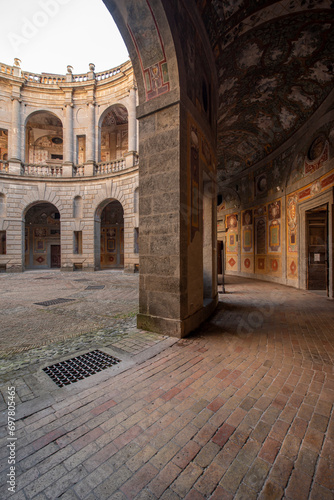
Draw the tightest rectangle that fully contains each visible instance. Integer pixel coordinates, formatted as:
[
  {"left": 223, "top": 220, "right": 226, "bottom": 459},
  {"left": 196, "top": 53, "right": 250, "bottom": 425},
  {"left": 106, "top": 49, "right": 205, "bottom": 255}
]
[
  {"left": 0, "top": 231, "right": 6, "bottom": 255},
  {"left": 134, "top": 227, "right": 139, "bottom": 254},
  {"left": 74, "top": 231, "right": 82, "bottom": 255},
  {"left": 77, "top": 135, "right": 86, "bottom": 164}
]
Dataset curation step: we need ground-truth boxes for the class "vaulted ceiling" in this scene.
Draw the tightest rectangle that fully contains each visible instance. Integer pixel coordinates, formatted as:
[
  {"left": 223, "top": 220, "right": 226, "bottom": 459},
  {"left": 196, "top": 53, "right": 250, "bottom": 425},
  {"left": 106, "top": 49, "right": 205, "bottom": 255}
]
[{"left": 197, "top": 0, "right": 334, "bottom": 180}]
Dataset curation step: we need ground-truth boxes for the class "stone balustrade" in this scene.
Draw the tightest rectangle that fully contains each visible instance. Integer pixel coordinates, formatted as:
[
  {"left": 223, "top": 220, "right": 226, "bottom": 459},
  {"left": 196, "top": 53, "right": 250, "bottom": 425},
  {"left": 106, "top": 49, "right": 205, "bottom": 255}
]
[
  {"left": 23, "top": 73, "right": 67, "bottom": 85},
  {"left": 0, "top": 159, "right": 137, "bottom": 178},
  {"left": 95, "top": 159, "right": 126, "bottom": 175},
  {"left": 24, "top": 163, "right": 63, "bottom": 177},
  {"left": 0, "top": 160, "right": 8, "bottom": 173},
  {"left": 74, "top": 165, "right": 85, "bottom": 177},
  {"left": 0, "top": 64, "right": 14, "bottom": 76},
  {"left": 8, "top": 61, "right": 129, "bottom": 86}
]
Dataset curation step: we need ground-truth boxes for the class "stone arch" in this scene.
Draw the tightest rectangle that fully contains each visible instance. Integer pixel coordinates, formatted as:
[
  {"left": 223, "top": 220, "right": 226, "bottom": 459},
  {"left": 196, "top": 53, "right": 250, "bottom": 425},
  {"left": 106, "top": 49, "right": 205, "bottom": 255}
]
[
  {"left": 98, "top": 104, "right": 129, "bottom": 162},
  {"left": 24, "top": 201, "right": 61, "bottom": 270},
  {"left": 94, "top": 197, "right": 125, "bottom": 270},
  {"left": 20, "top": 187, "right": 63, "bottom": 220},
  {"left": 93, "top": 181, "right": 127, "bottom": 218},
  {"left": 24, "top": 109, "right": 64, "bottom": 128},
  {"left": 104, "top": 1, "right": 180, "bottom": 106},
  {"left": 24, "top": 110, "right": 64, "bottom": 164}
]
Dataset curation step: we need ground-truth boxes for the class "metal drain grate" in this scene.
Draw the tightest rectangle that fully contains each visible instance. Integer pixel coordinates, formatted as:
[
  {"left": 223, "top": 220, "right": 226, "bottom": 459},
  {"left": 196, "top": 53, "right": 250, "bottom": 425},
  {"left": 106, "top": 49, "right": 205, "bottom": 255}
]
[
  {"left": 85, "top": 285, "right": 105, "bottom": 290},
  {"left": 34, "top": 298, "right": 76, "bottom": 307},
  {"left": 74, "top": 279, "right": 91, "bottom": 282},
  {"left": 43, "top": 350, "right": 121, "bottom": 387}
]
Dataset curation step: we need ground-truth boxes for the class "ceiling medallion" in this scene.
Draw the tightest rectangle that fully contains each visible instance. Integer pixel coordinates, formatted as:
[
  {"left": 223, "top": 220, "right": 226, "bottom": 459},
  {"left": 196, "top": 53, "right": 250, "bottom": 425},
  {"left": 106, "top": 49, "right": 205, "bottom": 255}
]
[
  {"left": 307, "top": 135, "right": 326, "bottom": 162},
  {"left": 52, "top": 137, "right": 63, "bottom": 145}
]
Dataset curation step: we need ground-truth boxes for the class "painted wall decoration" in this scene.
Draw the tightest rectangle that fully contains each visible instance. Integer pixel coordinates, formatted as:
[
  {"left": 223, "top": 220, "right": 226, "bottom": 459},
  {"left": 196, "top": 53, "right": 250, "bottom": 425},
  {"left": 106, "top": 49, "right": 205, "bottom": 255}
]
[
  {"left": 255, "top": 217, "right": 266, "bottom": 255},
  {"left": 226, "top": 212, "right": 238, "bottom": 271},
  {"left": 242, "top": 209, "right": 253, "bottom": 252},
  {"left": 287, "top": 195, "right": 298, "bottom": 253},
  {"left": 305, "top": 138, "right": 329, "bottom": 175},
  {"left": 127, "top": 0, "right": 170, "bottom": 101},
  {"left": 268, "top": 200, "right": 281, "bottom": 252}
]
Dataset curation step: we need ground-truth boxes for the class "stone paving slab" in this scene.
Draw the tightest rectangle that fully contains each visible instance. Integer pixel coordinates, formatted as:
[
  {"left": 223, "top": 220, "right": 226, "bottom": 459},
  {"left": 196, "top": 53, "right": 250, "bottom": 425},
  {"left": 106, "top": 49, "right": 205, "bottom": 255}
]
[
  {"left": 0, "top": 276, "right": 334, "bottom": 499},
  {"left": 0, "top": 270, "right": 139, "bottom": 355}
]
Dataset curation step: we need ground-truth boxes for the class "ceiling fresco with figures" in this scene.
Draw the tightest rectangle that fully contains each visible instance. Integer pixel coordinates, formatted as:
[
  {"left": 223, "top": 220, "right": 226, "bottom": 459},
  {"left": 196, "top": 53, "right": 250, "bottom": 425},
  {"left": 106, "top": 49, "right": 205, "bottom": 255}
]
[
  {"left": 102, "top": 105, "right": 128, "bottom": 127},
  {"left": 197, "top": 0, "right": 334, "bottom": 180}
]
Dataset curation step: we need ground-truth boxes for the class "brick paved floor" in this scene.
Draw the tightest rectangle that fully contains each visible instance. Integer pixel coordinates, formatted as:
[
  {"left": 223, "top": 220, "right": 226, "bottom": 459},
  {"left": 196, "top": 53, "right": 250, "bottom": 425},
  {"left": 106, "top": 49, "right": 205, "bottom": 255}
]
[{"left": 0, "top": 277, "right": 333, "bottom": 499}]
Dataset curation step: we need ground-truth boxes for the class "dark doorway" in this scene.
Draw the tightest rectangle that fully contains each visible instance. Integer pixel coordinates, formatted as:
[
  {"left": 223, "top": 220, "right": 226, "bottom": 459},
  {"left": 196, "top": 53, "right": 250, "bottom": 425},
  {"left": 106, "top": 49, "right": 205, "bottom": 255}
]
[
  {"left": 51, "top": 245, "right": 61, "bottom": 268},
  {"left": 306, "top": 205, "right": 328, "bottom": 292}
]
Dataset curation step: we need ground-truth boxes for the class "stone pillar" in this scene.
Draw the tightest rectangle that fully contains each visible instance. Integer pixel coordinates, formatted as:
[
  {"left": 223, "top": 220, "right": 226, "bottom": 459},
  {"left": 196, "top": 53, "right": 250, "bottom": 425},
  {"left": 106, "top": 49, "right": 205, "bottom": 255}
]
[
  {"left": 124, "top": 86, "right": 138, "bottom": 169},
  {"left": 8, "top": 97, "right": 22, "bottom": 175},
  {"left": 85, "top": 102, "right": 96, "bottom": 176},
  {"left": 63, "top": 103, "right": 73, "bottom": 177},
  {"left": 128, "top": 86, "right": 137, "bottom": 153},
  {"left": 63, "top": 104, "right": 73, "bottom": 176}
]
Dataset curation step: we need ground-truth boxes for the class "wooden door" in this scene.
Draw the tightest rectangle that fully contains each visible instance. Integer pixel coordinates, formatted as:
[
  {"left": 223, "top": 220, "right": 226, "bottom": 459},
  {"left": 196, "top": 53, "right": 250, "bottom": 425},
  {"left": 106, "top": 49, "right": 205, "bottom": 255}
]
[
  {"left": 307, "top": 209, "right": 328, "bottom": 291},
  {"left": 51, "top": 245, "right": 61, "bottom": 268}
]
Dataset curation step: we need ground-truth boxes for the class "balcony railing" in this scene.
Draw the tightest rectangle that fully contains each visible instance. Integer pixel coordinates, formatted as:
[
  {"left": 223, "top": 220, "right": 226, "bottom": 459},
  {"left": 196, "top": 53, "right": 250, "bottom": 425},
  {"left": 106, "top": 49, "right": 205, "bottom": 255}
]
[
  {"left": 95, "top": 159, "right": 126, "bottom": 175},
  {"left": 24, "top": 163, "right": 63, "bottom": 177},
  {"left": 0, "top": 158, "right": 137, "bottom": 178},
  {"left": 0, "top": 161, "right": 8, "bottom": 173}
]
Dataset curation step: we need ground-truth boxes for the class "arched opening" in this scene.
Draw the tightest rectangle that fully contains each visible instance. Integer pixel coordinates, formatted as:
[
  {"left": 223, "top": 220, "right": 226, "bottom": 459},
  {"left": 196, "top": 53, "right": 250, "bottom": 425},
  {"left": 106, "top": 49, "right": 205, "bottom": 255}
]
[
  {"left": 0, "top": 129, "right": 8, "bottom": 161},
  {"left": 25, "top": 203, "right": 61, "bottom": 269},
  {"left": 95, "top": 200, "right": 124, "bottom": 269},
  {"left": 25, "top": 112, "right": 63, "bottom": 164},
  {"left": 99, "top": 105, "right": 128, "bottom": 162}
]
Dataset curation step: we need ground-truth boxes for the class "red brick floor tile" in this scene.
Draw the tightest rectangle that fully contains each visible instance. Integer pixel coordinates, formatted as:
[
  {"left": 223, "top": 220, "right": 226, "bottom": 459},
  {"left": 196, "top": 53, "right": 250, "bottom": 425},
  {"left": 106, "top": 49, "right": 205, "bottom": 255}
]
[
  {"left": 216, "top": 369, "right": 231, "bottom": 380},
  {"left": 172, "top": 440, "right": 201, "bottom": 469},
  {"left": 212, "top": 423, "right": 235, "bottom": 447},
  {"left": 259, "top": 437, "right": 281, "bottom": 464},
  {"left": 285, "top": 468, "right": 312, "bottom": 499},
  {"left": 90, "top": 399, "right": 117, "bottom": 416},
  {"left": 120, "top": 463, "right": 158, "bottom": 498},
  {"left": 148, "top": 462, "right": 181, "bottom": 497},
  {"left": 210, "top": 485, "right": 234, "bottom": 500},
  {"left": 114, "top": 425, "right": 143, "bottom": 450},
  {"left": 207, "top": 397, "right": 226, "bottom": 412},
  {"left": 289, "top": 417, "right": 308, "bottom": 439},
  {"left": 315, "top": 458, "right": 334, "bottom": 490},
  {"left": 32, "top": 427, "right": 66, "bottom": 451},
  {"left": 258, "top": 480, "right": 284, "bottom": 500},
  {"left": 195, "top": 462, "right": 225, "bottom": 497},
  {"left": 72, "top": 427, "right": 104, "bottom": 452},
  {"left": 161, "top": 387, "right": 182, "bottom": 401}
]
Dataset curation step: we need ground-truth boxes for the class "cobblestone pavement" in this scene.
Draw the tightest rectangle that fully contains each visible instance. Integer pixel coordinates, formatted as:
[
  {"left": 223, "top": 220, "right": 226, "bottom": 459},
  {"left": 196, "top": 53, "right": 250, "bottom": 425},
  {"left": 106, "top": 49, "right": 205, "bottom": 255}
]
[
  {"left": 0, "top": 276, "right": 334, "bottom": 499},
  {"left": 0, "top": 269, "right": 139, "bottom": 355}
]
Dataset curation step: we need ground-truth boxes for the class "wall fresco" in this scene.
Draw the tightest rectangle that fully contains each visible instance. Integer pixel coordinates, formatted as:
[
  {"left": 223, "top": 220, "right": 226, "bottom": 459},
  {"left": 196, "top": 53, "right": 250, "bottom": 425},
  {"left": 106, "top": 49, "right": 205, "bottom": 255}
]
[{"left": 127, "top": 0, "right": 170, "bottom": 101}]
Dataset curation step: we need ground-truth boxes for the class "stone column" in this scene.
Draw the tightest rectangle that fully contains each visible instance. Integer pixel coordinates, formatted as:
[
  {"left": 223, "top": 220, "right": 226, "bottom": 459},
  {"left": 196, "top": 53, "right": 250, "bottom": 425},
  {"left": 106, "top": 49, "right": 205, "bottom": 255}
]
[
  {"left": 8, "top": 97, "right": 22, "bottom": 175},
  {"left": 125, "top": 86, "right": 137, "bottom": 169},
  {"left": 85, "top": 102, "right": 96, "bottom": 176},
  {"left": 128, "top": 86, "right": 137, "bottom": 152},
  {"left": 63, "top": 103, "right": 73, "bottom": 176}
]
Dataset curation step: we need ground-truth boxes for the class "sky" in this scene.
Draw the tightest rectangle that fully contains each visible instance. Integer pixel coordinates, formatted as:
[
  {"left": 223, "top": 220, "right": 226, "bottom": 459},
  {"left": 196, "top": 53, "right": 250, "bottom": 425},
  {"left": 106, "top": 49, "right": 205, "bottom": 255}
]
[{"left": 1, "top": 0, "right": 129, "bottom": 75}]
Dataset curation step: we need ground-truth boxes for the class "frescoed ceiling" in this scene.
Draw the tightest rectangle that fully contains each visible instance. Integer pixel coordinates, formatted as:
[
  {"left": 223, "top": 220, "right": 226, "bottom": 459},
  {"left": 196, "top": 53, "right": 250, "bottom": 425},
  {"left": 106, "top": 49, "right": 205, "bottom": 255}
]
[
  {"left": 102, "top": 105, "right": 128, "bottom": 127},
  {"left": 197, "top": 0, "right": 334, "bottom": 180}
]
